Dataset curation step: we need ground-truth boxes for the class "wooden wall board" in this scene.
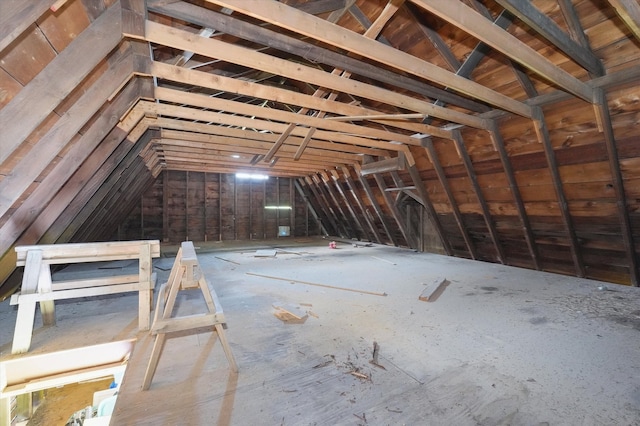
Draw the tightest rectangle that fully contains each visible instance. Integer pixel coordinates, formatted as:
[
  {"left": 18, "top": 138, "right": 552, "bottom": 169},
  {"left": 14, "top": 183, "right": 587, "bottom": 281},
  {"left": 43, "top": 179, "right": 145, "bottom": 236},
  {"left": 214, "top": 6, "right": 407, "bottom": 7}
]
[
  {"left": 0, "top": 25, "right": 57, "bottom": 85},
  {"left": 0, "top": 67, "right": 22, "bottom": 109},
  {"left": 36, "top": 0, "right": 91, "bottom": 53}
]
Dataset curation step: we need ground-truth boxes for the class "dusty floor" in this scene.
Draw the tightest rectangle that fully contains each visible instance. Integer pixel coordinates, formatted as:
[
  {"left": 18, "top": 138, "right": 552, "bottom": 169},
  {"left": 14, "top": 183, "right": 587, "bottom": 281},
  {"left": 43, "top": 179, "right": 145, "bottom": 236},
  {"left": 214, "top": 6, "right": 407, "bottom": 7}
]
[{"left": 1, "top": 237, "right": 639, "bottom": 425}]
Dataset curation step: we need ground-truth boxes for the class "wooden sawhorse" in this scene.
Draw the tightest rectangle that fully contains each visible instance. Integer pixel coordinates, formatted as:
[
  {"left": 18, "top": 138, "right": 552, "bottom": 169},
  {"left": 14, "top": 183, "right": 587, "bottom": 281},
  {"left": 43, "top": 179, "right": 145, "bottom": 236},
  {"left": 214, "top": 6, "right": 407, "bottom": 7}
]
[
  {"left": 10, "top": 240, "right": 159, "bottom": 354},
  {"left": 142, "top": 241, "right": 237, "bottom": 390}
]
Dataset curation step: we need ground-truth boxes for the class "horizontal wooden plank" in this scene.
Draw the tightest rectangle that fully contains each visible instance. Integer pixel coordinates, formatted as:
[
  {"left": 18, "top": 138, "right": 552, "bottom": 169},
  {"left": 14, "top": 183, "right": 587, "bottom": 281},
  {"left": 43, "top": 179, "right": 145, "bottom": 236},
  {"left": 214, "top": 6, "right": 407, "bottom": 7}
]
[{"left": 15, "top": 240, "right": 160, "bottom": 265}]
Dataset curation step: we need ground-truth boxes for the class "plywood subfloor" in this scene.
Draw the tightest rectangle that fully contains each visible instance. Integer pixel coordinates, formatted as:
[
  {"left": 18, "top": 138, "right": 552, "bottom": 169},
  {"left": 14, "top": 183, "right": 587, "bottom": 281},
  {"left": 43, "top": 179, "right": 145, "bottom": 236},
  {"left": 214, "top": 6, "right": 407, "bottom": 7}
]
[{"left": 1, "top": 238, "right": 639, "bottom": 425}]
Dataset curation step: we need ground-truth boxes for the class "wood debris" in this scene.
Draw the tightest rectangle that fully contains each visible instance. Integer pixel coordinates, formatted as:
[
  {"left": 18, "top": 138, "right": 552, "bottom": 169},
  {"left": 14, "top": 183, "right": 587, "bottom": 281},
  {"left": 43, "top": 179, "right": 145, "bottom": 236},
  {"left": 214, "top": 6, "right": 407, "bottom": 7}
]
[
  {"left": 419, "top": 277, "right": 449, "bottom": 302},
  {"left": 272, "top": 303, "right": 308, "bottom": 323},
  {"left": 369, "top": 341, "right": 386, "bottom": 370}
]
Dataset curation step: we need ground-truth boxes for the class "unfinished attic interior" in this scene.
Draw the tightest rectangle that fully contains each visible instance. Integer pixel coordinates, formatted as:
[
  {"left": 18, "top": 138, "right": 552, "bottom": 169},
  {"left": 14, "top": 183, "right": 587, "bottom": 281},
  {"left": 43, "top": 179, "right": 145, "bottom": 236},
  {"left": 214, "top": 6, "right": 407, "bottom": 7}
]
[{"left": 1, "top": 0, "right": 640, "bottom": 424}]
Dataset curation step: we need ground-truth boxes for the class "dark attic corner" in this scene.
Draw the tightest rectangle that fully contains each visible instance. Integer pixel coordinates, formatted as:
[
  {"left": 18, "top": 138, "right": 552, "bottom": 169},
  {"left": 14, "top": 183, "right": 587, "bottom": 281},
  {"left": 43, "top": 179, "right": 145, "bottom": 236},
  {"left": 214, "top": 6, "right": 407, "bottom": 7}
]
[{"left": 1, "top": 0, "right": 640, "bottom": 424}]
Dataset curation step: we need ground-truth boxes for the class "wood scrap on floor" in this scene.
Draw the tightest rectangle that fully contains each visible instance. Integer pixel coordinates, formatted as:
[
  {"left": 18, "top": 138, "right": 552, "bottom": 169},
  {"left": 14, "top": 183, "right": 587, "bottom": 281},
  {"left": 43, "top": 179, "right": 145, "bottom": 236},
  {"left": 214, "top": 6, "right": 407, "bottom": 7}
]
[
  {"left": 371, "top": 256, "right": 396, "bottom": 265},
  {"left": 214, "top": 256, "right": 241, "bottom": 265},
  {"left": 419, "top": 277, "right": 449, "bottom": 302},
  {"left": 255, "top": 249, "right": 277, "bottom": 257},
  {"left": 246, "top": 272, "right": 388, "bottom": 297},
  {"left": 272, "top": 303, "right": 308, "bottom": 323},
  {"left": 369, "top": 341, "right": 386, "bottom": 370}
]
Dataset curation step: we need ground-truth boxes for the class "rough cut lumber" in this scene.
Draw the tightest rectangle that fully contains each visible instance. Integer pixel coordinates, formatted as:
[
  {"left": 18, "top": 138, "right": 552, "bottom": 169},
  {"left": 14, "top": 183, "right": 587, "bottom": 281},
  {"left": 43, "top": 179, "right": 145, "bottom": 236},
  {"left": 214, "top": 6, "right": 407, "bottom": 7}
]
[
  {"left": 273, "top": 303, "right": 308, "bottom": 322},
  {"left": 419, "top": 277, "right": 448, "bottom": 302},
  {"left": 246, "top": 272, "right": 388, "bottom": 297}
]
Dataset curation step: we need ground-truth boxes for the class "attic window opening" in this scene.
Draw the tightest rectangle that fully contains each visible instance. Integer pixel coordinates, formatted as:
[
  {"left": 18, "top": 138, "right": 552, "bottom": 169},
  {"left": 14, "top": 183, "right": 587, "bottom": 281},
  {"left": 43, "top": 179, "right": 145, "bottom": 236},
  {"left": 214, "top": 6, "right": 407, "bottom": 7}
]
[{"left": 236, "top": 173, "right": 269, "bottom": 180}]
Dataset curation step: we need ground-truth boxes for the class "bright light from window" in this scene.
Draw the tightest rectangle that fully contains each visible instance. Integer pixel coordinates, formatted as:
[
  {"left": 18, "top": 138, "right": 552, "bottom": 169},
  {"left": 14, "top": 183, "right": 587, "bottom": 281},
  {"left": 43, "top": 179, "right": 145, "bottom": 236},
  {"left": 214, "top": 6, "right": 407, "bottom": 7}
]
[
  {"left": 264, "top": 206, "right": 292, "bottom": 210},
  {"left": 236, "top": 173, "right": 269, "bottom": 180},
  {"left": 231, "top": 154, "right": 241, "bottom": 159}
]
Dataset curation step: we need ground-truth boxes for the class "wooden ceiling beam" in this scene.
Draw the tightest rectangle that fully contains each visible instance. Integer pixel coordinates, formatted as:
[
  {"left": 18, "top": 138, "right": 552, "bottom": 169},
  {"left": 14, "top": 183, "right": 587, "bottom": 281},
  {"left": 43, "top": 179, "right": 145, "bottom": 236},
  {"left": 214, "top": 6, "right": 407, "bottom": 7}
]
[
  {"left": 410, "top": 0, "right": 594, "bottom": 103},
  {"left": 153, "top": 86, "right": 423, "bottom": 147},
  {"left": 494, "top": 0, "right": 604, "bottom": 76},
  {"left": 158, "top": 133, "right": 361, "bottom": 162},
  {"left": 157, "top": 144, "right": 347, "bottom": 170},
  {"left": 145, "top": 19, "right": 488, "bottom": 129},
  {"left": 607, "top": 0, "right": 640, "bottom": 43},
  {"left": 149, "top": 1, "right": 489, "bottom": 115},
  {"left": 154, "top": 118, "right": 390, "bottom": 157},
  {"left": 149, "top": 61, "right": 447, "bottom": 138},
  {"left": 262, "top": 0, "right": 403, "bottom": 162},
  {"left": 207, "top": 0, "right": 531, "bottom": 118},
  {"left": 138, "top": 101, "right": 408, "bottom": 152}
]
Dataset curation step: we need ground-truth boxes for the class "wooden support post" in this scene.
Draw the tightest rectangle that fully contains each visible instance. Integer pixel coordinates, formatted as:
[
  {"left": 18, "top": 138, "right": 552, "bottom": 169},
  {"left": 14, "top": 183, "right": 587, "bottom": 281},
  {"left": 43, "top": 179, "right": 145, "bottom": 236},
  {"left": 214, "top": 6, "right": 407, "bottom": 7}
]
[
  {"left": 352, "top": 164, "right": 399, "bottom": 246},
  {"left": 304, "top": 176, "right": 340, "bottom": 236},
  {"left": 372, "top": 172, "right": 418, "bottom": 249},
  {"left": 12, "top": 250, "right": 43, "bottom": 354},
  {"left": 532, "top": 106, "right": 585, "bottom": 277},
  {"left": 593, "top": 89, "right": 639, "bottom": 286},
  {"left": 422, "top": 137, "right": 477, "bottom": 259},
  {"left": 311, "top": 174, "right": 349, "bottom": 237},
  {"left": 319, "top": 172, "right": 358, "bottom": 238},
  {"left": 139, "top": 242, "right": 153, "bottom": 331},
  {"left": 340, "top": 166, "right": 383, "bottom": 243},
  {"left": 329, "top": 170, "right": 371, "bottom": 242},
  {"left": 451, "top": 130, "right": 505, "bottom": 263},
  {"left": 294, "top": 180, "right": 329, "bottom": 236},
  {"left": 403, "top": 150, "right": 452, "bottom": 255},
  {"left": 488, "top": 121, "right": 541, "bottom": 269}
]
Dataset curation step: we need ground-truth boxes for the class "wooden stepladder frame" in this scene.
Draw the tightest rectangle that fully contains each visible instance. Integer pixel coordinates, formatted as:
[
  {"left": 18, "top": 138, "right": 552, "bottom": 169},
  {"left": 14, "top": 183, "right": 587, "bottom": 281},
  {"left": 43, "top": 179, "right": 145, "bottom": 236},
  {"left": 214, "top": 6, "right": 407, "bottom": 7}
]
[
  {"left": 10, "top": 240, "right": 160, "bottom": 354},
  {"left": 142, "top": 241, "right": 238, "bottom": 390}
]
